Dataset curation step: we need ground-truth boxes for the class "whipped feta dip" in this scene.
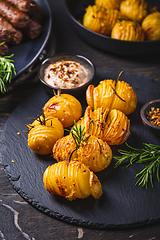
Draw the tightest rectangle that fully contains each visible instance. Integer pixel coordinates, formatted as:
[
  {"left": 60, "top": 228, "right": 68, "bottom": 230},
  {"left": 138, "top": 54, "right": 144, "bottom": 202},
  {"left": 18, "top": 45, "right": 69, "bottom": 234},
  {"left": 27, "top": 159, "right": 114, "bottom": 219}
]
[{"left": 44, "top": 60, "right": 89, "bottom": 89}]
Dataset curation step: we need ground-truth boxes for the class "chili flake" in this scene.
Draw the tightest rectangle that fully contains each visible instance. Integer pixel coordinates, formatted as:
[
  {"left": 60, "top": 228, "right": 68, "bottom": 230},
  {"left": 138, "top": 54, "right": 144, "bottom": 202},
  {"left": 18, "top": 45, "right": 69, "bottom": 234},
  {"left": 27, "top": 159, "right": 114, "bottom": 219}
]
[{"left": 146, "top": 107, "right": 160, "bottom": 127}]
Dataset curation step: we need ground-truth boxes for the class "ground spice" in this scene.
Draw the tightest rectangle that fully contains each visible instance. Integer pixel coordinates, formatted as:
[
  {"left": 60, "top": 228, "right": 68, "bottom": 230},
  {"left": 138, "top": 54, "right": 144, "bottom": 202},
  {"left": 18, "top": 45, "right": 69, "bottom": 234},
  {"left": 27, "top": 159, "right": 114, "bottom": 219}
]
[{"left": 146, "top": 107, "right": 160, "bottom": 127}]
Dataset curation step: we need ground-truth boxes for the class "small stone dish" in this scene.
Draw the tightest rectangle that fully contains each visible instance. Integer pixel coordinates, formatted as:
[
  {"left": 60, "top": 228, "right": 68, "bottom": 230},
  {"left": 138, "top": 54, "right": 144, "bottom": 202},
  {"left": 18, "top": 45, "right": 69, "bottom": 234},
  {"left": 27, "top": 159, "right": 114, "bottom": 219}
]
[
  {"left": 38, "top": 53, "right": 95, "bottom": 96},
  {"left": 140, "top": 99, "right": 160, "bottom": 136}
]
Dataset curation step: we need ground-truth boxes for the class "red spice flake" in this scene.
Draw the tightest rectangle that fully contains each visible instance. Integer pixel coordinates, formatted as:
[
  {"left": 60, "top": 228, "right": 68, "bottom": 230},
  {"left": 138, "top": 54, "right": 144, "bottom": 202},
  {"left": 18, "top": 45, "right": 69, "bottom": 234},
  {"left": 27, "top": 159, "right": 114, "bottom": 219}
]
[{"left": 146, "top": 107, "right": 160, "bottom": 127}]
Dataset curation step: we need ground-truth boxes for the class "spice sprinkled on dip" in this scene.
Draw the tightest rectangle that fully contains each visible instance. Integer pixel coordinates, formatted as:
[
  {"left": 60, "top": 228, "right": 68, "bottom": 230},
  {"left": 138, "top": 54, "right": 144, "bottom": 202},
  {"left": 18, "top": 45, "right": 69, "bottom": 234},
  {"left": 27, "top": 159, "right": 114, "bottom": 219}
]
[{"left": 44, "top": 60, "right": 89, "bottom": 89}]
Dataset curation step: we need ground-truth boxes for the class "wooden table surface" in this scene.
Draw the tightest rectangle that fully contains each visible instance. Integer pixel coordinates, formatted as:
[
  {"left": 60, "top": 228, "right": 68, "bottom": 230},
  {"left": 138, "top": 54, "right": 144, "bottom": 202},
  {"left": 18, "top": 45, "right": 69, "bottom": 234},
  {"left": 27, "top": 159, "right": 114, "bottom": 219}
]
[{"left": 1, "top": 0, "right": 160, "bottom": 239}]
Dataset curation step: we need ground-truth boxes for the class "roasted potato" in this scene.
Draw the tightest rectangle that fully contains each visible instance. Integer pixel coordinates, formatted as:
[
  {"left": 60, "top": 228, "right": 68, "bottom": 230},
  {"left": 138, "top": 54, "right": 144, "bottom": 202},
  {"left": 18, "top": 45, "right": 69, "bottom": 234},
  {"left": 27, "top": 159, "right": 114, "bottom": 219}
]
[
  {"left": 111, "top": 20, "right": 145, "bottom": 41},
  {"left": 43, "top": 160, "right": 103, "bottom": 200},
  {"left": 76, "top": 106, "right": 130, "bottom": 145},
  {"left": 103, "top": 109, "right": 130, "bottom": 145},
  {"left": 77, "top": 134, "right": 112, "bottom": 172},
  {"left": 43, "top": 93, "right": 82, "bottom": 128},
  {"left": 27, "top": 115, "right": 64, "bottom": 155},
  {"left": 53, "top": 131, "right": 112, "bottom": 172},
  {"left": 86, "top": 74, "right": 137, "bottom": 115},
  {"left": 53, "top": 134, "right": 77, "bottom": 162},
  {"left": 83, "top": 5, "right": 124, "bottom": 36},
  {"left": 109, "top": 77, "right": 137, "bottom": 114},
  {"left": 142, "top": 12, "right": 160, "bottom": 41},
  {"left": 95, "top": 0, "right": 122, "bottom": 10},
  {"left": 76, "top": 106, "right": 109, "bottom": 140},
  {"left": 120, "top": 0, "right": 148, "bottom": 23}
]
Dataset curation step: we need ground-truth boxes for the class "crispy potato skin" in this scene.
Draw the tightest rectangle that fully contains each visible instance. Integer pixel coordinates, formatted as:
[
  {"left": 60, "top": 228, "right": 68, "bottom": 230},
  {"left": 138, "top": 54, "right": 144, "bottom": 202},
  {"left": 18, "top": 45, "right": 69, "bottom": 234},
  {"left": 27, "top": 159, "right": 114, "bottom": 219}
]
[
  {"left": 76, "top": 106, "right": 110, "bottom": 140},
  {"left": 53, "top": 132, "right": 112, "bottom": 172},
  {"left": 76, "top": 106, "right": 130, "bottom": 145},
  {"left": 111, "top": 20, "right": 144, "bottom": 41},
  {"left": 103, "top": 109, "right": 130, "bottom": 145},
  {"left": 43, "top": 94, "right": 82, "bottom": 128},
  {"left": 110, "top": 80, "right": 137, "bottom": 114},
  {"left": 120, "top": 0, "right": 148, "bottom": 23},
  {"left": 142, "top": 12, "right": 160, "bottom": 41},
  {"left": 77, "top": 135, "right": 112, "bottom": 172},
  {"left": 28, "top": 117, "right": 64, "bottom": 155},
  {"left": 83, "top": 5, "right": 123, "bottom": 36},
  {"left": 53, "top": 134, "right": 77, "bottom": 162},
  {"left": 86, "top": 79, "right": 137, "bottom": 115},
  {"left": 43, "top": 160, "right": 103, "bottom": 200},
  {"left": 95, "top": 0, "right": 122, "bottom": 9}
]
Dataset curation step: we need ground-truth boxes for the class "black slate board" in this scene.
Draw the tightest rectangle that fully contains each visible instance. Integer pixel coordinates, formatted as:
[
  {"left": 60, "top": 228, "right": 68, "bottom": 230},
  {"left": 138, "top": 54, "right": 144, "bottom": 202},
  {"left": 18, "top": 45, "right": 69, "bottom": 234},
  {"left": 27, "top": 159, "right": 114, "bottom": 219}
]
[{"left": 1, "top": 69, "right": 160, "bottom": 229}]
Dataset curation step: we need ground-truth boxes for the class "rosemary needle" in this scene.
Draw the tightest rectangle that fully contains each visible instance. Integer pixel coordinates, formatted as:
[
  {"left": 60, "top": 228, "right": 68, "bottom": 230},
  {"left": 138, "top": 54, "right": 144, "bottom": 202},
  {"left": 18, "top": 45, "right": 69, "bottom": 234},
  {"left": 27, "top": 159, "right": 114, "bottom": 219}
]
[
  {"left": 0, "top": 42, "right": 16, "bottom": 93},
  {"left": 114, "top": 142, "right": 160, "bottom": 189},
  {"left": 65, "top": 120, "right": 87, "bottom": 149}
]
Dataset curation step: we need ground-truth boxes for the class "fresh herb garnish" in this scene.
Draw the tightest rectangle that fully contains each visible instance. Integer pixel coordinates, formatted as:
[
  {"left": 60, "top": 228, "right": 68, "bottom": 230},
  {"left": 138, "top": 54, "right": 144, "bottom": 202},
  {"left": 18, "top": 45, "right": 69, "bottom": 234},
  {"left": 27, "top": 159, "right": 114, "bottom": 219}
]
[
  {"left": 70, "top": 120, "right": 86, "bottom": 149},
  {"left": 66, "top": 120, "right": 89, "bottom": 149},
  {"left": 0, "top": 42, "right": 16, "bottom": 93},
  {"left": 110, "top": 84, "right": 126, "bottom": 102},
  {"left": 114, "top": 142, "right": 160, "bottom": 189}
]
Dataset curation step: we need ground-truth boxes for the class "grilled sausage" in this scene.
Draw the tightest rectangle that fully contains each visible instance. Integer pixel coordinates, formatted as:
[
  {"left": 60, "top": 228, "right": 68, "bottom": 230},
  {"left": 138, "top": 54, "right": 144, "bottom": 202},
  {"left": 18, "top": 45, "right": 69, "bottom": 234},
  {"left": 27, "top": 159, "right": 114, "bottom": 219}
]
[
  {"left": 0, "top": 16, "right": 14, "bottom": 43},
  {"left": 28, "top": 2, "right": 45, "bottom": 24},
  {"left": 0, "top": 0, "right": 30, "bottom": 29},
  {"left": 5, "top": 0, "right": 36, "bottom": 13},
  {"left": 23, "top": 19, "right": 42, "bottom": 39},
  {"left": 5, "top": 0, "right": 45, "bottom": 24},
  {"left": 9, "top": 29, "right": 23, "bottom": 45},
  {"left": 0, "top": 16, "right": 23, "bottom": 45}
]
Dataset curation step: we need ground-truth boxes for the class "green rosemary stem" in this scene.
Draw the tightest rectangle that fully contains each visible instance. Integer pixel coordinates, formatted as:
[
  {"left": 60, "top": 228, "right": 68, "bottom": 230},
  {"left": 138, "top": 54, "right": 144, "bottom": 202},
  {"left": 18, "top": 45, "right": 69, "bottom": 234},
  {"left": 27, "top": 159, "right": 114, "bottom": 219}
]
[
  {"left": 0, "top": 42, "right": 16, "bottom": 93},
  {"left": 114, "top": 142, "right": 160, "bottom": 189}
]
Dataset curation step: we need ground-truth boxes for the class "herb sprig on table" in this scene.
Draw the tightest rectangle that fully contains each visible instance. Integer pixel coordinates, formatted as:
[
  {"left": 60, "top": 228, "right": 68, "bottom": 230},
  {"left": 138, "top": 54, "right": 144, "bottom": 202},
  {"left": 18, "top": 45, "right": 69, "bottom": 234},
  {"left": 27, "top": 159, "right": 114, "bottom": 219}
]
[
  {"left": 0, "top": 42, "right": 16, "bottom": 93},
  {"left": 114, "top": 142, "right": 160, "bottom": 189}
]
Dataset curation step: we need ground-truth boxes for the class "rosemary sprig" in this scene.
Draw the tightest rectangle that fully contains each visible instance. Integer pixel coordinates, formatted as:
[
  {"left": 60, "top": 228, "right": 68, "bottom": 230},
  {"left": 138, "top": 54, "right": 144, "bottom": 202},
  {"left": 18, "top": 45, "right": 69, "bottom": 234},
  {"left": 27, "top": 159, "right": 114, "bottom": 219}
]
[
  {"left": 66, "top": 120, "right": 89, "bottom": 149},
  {"left": 110, "top": 84, "right": 126, "bottom": 102},
  {"left": 114, "top": 142, "right": 160, "bottom": 189},
  {"left": 109, "top": 71, "right": 126, "bottom": 102},
  {"left": 70, "top": 121, "right": 86, "bottom": 149},
  {"left": 0, "top": 42, "right": 16, "bottom": 93}
]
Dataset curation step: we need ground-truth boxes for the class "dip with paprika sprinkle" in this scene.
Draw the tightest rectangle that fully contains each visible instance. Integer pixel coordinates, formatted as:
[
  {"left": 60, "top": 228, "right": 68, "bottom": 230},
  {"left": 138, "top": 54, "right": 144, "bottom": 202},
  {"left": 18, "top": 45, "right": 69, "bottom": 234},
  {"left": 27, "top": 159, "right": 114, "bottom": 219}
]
[{"left": 44, "top": 60, "right": 89, "bottom": 89}]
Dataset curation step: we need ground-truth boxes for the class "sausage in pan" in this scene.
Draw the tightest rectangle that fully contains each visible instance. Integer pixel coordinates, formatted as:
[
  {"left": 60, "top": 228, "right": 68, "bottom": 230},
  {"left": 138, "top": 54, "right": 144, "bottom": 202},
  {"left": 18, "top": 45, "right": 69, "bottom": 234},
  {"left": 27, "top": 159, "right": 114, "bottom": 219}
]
[
  {"left": 23, "top": 19, "right": 42, "bottom": 39},
  {"left": 0, "top": 16, "right": 23, "bottom": 45},
  {"left": 5, "top": 0, "right": 45, "bottom": 24},
  {"left": 0, "top": 0, "right": 30, "bottom": 29},
  {"left": 5, "top": 0, "right": 36, "bottom": 13}
]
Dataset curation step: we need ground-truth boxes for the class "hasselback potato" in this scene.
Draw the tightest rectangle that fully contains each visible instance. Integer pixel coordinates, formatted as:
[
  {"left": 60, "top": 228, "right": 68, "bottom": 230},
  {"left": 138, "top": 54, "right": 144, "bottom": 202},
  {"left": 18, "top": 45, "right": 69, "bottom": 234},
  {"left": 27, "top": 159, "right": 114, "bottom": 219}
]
[
  {"left": 53, "top": 134, "right": 77, "bottom": 162},
  {"left": 27, "top": 115, "right": 64, "bottom": 155},
  {"left": 43, "top": 93, "right": 82, "bottom": 128},
  {"left": 77, "top": 134, "right": 112, "bottom": 172},
  {"left": 83, "top": 5, "right": 105, "bottom": 35},
  {"left": 103, "top": 109, "right": 130, "bottom": 145},
  {"left": 95, "top": 0, "right": 122, "bottom": 10},
  {"left": 86, "top": 74, "right": 137, "bottom": 115},
  {"left": 109, "top": 77, "right": 137, "bottom": 114},
  {"left": 76, "top": 106, "right": 109, "bottom": 140},
  {"left": 76, "top": 106, "right": 130, "bottom": 145},
  {"left": 111, "top": 20, "right": 144, "bottom": 41},
  {"left": 53, "top": 130, "right": 112, "bottom": 172},
  {"left": 27, "top": 114, "right": 56, "bottom": 129},
  {"left": 120, "top": 0, "right": 148, "bottom": 23},
  {"left": 43, "top": 160, "right": 103, "bottom": 200},
  {"left": 83, "top": 5, "right": 124, "bottom": 36},
  {"left": 142, "top": 12, "right": 160, "bottom": 41}
]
